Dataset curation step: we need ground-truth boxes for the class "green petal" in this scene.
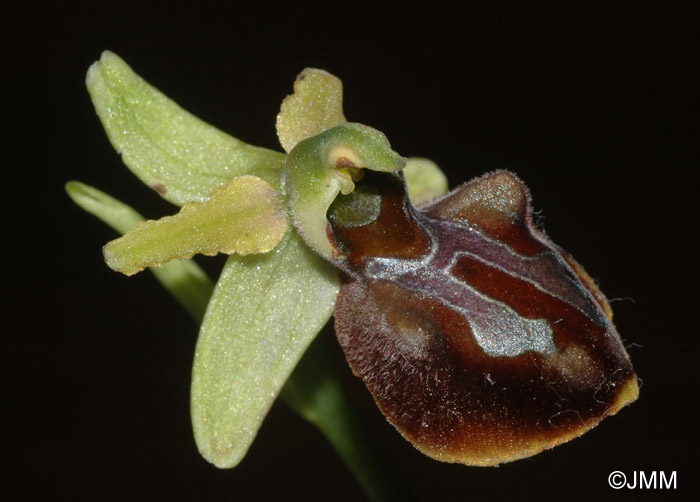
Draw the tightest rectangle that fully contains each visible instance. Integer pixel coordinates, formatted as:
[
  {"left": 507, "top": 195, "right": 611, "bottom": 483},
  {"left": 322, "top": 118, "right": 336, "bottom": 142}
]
[
  {"left": 276, "top": 68, "right": 347, "bottom": 153},
  {"left": 403, "top": 157, "right": 449, "bottom": 206},
  {"left": 86, "top": 51, "right": 286, "bottom": 205},
  {"left": 191, "top": 230, "right": 339, "bottom": 468},
  {"left": 65, "top": 181, "right": 214, "bottom": 320},
  {"left": 103, "top": 175, "right": 288, "bottom": 276}
]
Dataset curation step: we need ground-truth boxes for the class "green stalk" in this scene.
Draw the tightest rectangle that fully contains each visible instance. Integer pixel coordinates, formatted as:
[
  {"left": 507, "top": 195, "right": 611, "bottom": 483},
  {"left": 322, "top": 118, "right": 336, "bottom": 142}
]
[
  {"left": 281, "top": 331, "right": 415, "bottom": 502},
  {"left": 67, "top": 181, "right": 413, "bottom": 501}
]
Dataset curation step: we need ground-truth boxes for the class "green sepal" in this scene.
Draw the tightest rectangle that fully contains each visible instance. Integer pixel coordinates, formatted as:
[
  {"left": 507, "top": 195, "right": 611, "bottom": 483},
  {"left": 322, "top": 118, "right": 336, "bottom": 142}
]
[
  {"left": 191, "top": 230, "right": 339, "bottom": 468},
  {"left": 86, "top": 51, "right": 286, "bottom": 205},
  {"left": 404, "top": 157, "right": 449, "bottom": 205}
]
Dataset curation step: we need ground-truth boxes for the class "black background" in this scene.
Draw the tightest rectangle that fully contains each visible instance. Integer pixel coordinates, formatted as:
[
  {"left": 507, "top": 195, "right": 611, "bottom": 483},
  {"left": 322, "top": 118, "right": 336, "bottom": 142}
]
[{"left": 6, "top": 3, "right": 698, "bottom": 500}]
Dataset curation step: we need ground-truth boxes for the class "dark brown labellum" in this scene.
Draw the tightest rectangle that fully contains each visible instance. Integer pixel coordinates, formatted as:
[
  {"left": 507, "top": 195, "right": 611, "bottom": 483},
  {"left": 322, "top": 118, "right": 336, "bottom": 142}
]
[{"left": 330, "top": 170, "right": 638, "bottom": 465}]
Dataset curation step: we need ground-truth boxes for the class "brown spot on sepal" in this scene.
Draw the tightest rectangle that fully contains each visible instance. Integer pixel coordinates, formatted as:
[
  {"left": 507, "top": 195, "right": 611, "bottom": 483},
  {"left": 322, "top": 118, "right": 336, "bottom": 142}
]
[
  {"left": 153, "top": 183, "right": 167, "bottom": 195},
  {"left": 331, "top": 170, "right": 638, "bottom": 466}
]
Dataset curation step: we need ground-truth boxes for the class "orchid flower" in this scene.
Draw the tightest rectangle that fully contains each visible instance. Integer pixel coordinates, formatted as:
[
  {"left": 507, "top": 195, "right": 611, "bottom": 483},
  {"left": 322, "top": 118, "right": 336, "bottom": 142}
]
[{"left": 68, "top": 52, "right": 637, "bottom": 499}]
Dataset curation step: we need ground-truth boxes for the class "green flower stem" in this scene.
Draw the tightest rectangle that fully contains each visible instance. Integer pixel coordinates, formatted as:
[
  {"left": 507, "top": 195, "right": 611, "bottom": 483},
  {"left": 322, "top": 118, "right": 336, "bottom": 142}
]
[
  {"left": 281, "top": 331, "right": 415, "bottom": 502},
  {"left": 67, "top": 181, "right": 411, "bottom": 501}
]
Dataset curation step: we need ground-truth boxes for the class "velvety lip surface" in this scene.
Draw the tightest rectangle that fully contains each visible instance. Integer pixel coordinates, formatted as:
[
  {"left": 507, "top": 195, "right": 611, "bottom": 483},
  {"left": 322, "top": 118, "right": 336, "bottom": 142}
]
[{"left": 331, "top": 171, "right": 637, "bottom": 465}]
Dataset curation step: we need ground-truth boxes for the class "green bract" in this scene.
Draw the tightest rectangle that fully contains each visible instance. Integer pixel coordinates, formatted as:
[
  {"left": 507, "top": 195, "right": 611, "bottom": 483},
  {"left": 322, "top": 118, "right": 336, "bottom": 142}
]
[{"left": 70, "top": 51, "right": 448, "bottom": 474}]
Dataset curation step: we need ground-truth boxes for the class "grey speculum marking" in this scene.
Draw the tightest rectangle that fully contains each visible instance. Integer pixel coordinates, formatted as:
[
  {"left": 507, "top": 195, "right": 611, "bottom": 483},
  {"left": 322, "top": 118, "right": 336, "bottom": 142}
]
[{"left": 366, "top": 220, "right": 558, "bottom": 358}]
